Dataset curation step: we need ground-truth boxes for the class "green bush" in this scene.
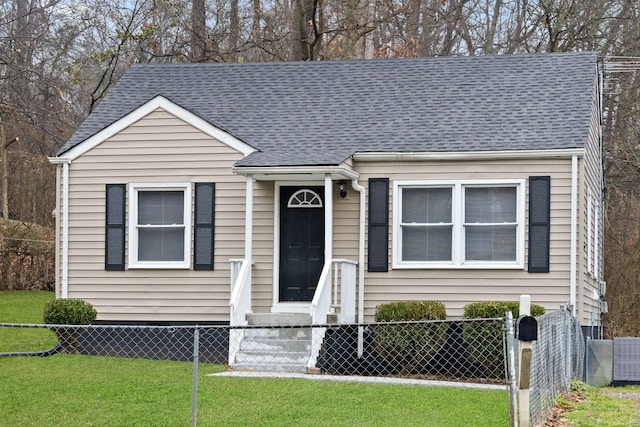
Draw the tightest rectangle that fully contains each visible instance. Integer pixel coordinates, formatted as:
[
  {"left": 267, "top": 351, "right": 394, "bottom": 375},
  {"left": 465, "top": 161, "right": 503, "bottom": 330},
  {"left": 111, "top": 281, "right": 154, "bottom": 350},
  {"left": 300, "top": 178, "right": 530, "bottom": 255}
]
[
  {"left": 43, "top": 299, "right": 96, "bottom": 354},
  {"left": 374, "top": 301, "right": 447, "bottom": 374},
  {"left": 462, "top": 301, "right": 545, "bottom": 319},
  {"left": 462, "top": 301, "right": 545, "bottom": 377},
  {"left": 43, "top": 299, "right": 97, "bottom": 325},
  {"left": 375, "top": 300, "right": 447, "bottom": 322}
]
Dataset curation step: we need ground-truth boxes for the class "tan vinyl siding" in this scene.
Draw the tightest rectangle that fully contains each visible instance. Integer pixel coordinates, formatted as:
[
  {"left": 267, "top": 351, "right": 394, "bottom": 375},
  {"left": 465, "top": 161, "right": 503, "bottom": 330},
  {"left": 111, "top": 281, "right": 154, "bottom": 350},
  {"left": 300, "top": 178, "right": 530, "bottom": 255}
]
[
  {"left": 353, "top": 158, "right": 574, "bottom": 321},
  {"left": 63, "top": 109, "right": 247, "bottom": 322},
  {"left": 250, "top": 181, "right": 276, "bottom": 313},
  {"left": 578, "top": 77, "right": 605, "bottom": 326}
]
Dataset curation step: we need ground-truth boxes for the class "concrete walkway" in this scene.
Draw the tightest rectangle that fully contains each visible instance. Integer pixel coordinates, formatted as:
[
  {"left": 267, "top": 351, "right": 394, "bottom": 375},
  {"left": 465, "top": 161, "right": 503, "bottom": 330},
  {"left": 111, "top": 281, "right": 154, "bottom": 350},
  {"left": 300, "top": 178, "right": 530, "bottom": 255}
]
[{"left": 209, "top": 370, "right": 506, "bottom": 390}]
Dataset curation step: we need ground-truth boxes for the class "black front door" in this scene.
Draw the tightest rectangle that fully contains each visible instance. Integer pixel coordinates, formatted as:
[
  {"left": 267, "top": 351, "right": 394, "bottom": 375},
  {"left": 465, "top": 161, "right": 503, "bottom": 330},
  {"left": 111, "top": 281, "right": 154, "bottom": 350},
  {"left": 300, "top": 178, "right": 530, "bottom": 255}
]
[{"left": 279, "top": 186, "right": 325, "bottom": 302}]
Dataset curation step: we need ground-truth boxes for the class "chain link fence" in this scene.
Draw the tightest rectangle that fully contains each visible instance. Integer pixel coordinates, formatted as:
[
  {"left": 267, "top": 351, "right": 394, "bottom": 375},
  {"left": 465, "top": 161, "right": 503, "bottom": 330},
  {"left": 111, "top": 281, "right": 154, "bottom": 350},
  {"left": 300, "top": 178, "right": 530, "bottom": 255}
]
[
  {"left": 505, "top": 306, "right": 585, "bottom": 427},
  {"left": 0, "top": 319, "right": 506, "bottom": 381},
  {"left": 1, "top": 310, "right": 585, "bottom": 426}
]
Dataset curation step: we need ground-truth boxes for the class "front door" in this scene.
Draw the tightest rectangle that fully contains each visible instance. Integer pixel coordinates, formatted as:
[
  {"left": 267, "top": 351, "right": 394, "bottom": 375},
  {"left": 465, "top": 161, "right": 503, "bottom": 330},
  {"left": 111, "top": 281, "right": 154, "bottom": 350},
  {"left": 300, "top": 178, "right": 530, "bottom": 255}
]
[{"left": 279, "top": 186, "right": 325, "bottom": 302}]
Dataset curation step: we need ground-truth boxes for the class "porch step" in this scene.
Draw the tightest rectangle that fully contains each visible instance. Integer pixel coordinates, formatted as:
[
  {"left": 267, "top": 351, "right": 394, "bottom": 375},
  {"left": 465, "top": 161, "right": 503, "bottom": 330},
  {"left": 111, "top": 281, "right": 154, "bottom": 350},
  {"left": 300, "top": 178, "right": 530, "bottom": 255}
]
[
  {"left": 231, "top": 313, "right": 313, "bottom": 373},
  {"left": 246, "top": 313, "right": 312, "bottom": 326}
]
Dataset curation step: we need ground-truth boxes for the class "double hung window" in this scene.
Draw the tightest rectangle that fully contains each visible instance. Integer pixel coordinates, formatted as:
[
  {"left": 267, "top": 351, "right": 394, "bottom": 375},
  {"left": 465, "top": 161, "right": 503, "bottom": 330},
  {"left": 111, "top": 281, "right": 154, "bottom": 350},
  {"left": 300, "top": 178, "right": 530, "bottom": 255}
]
[
  {"left": 128, "top": 183, "right": 191, "bottom": 268},
  {"left": 393, "top": 180, "right": 524, "bottom": 268}
]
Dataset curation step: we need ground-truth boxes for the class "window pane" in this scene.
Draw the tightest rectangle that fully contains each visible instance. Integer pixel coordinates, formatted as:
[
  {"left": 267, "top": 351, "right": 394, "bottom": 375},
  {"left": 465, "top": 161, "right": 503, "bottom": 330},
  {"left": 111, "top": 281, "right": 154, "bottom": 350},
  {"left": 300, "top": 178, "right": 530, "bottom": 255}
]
[
  {"left": 465, "top": 226, "right": 516, "bottom": 261},
  {"left": 138, "top": 228, "right": 184, "bottom": 261},
  {"left": 402, "top": 225, "right": 452, "bottom": 261},
  {"left": 138, "top": 191, "right": 184, "bottom": 225},
  {"left": 465, "top": 187, "right": 516, "bottom": 223},
  {"left": 402, "top": 188, "right": 451, "bottom": 223}
]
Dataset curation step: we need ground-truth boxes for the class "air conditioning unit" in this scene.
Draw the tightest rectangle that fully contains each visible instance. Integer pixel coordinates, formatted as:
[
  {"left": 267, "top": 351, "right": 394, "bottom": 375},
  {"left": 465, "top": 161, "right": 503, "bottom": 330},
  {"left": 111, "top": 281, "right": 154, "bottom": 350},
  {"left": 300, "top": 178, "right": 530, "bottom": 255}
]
[{"left": 613, "top": 338, "right": 640, "bottom": 386}]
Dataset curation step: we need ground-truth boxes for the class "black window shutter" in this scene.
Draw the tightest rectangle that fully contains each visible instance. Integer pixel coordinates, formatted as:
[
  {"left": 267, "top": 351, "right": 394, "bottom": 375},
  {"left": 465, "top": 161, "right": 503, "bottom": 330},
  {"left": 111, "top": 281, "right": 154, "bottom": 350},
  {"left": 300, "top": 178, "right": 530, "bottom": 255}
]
[
  {"left": 528, "top": 176, "right": 551, "bottom": 273},
  {"left": 105, "top": 184, "right": 126, "bottom": 271},
  {"left": 368, "top": 178, "right": 389, "bottom": 272},
  {"left": 194, "top": 183, "right": 215, "bottom": 270}
]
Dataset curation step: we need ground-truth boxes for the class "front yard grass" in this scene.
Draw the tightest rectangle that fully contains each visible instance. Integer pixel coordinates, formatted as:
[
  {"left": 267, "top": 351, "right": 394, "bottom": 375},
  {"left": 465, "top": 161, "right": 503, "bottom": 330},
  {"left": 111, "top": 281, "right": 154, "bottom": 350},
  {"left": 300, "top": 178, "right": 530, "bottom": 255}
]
[
  {"left": 0, "top": 291, "right": 509, "bottom": 426},
  {"left": 553, "top": 382, "right": 640, "bottom": 426},
  {"left": 0, "top": 290, "right": 57, "bottom": 352}
]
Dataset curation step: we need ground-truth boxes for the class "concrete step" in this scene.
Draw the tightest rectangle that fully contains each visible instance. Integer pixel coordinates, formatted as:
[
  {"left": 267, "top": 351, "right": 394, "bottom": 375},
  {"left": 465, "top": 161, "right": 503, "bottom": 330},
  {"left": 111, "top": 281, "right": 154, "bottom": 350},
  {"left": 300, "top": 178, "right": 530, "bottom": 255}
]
[
  {"left": 235, "top": 351, "right": 309, "bottom": 365},
  {"left": 246, "top": 313, "right": 312, "bottom": 326},
  {"left": 232, "top": 313, "right": 316, "bottom": 373},
  {"left": 231, "top": 362, "right": 309, "bottom": 373},
  {"left": 243, "top": 327, "right": 311, "bottom": 340},
  {"left": 240, "top": 338, "right": 311, "bottom": 352}
]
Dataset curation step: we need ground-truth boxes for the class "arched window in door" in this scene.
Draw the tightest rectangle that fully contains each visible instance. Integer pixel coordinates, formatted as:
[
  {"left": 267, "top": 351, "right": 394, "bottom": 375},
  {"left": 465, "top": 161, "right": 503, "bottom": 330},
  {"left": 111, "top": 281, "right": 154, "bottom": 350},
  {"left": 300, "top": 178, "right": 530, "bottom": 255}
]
[{"left": 287, "top": 189, "right": 323, "bottom": 208}]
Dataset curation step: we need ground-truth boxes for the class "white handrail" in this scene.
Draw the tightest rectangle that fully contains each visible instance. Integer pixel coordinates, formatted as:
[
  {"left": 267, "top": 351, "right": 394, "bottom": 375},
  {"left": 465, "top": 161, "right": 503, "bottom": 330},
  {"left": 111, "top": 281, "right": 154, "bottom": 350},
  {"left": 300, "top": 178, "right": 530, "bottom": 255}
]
[
  {"left": 229, "top": 259, "right": 251, "bottom": 326},
  {"left": 308, "top": 259, "right": 357, "bottom": 369},
  {"left": 229, "top": 259, "right": 251, "bottom": 365},
  {"left": 310, "top": 262, "right": 332, "bottom": 324}
]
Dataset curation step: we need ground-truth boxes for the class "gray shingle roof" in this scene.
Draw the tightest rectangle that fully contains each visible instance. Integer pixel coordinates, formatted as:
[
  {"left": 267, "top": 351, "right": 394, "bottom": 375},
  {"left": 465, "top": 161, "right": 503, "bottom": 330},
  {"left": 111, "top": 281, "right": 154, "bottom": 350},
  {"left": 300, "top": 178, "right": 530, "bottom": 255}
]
[{"left": 57, "top": 52, "right": 598, "bottom": 167}]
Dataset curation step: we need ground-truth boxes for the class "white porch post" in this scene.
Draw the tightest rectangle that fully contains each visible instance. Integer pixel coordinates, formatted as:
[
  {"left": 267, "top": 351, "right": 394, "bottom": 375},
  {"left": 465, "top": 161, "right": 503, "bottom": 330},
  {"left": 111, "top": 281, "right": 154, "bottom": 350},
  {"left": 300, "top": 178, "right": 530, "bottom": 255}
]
[
  {"left": 245, "top": 175, "right": 254, "bottom": 263},
  {"left": 243, "top": 174, "right": 253, "bottom": 315},
  {"left": 324, "top": 174, "right": 333, "bottom": 264}
]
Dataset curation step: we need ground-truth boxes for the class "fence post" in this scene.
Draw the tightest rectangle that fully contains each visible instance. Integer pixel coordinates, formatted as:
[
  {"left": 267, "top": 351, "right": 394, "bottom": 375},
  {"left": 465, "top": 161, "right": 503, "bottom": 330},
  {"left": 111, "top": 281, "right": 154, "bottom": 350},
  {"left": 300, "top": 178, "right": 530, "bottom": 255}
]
[
  {"left": 563, "top": 306, "right": 572, "bottom": 387},
  {"left": 505, "top": 311, "right": 518, "bottom": 427},
  {"left": 192, "top": 326, "right": 200, "bottom": 427},
  {"left": 518, "top": 295, "right": 534, "bottom": 427}
]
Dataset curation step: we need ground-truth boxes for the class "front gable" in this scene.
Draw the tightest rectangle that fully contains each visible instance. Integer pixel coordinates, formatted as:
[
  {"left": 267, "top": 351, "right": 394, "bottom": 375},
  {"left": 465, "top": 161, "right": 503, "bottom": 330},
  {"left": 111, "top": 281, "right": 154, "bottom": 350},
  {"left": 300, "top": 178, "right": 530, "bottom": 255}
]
[{"left": 59, "top": 95, "right": 256, "bottom": 162}]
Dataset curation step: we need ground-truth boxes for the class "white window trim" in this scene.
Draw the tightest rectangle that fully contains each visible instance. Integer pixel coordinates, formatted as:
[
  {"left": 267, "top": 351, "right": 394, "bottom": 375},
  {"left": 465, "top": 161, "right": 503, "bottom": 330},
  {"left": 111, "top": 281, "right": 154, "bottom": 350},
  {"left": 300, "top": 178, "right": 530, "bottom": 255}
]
[
  {"left": 128, "top": 182, "right": 192, "bottom": 269},
  {"left": 593, "top": 200, "right": 600, "bottom": 280},
  {"left": 392, "top": 179, "right": 525, "bottom": 269},
  {"left": 587, "top": 187, "right": 593, "bottom": 274}
]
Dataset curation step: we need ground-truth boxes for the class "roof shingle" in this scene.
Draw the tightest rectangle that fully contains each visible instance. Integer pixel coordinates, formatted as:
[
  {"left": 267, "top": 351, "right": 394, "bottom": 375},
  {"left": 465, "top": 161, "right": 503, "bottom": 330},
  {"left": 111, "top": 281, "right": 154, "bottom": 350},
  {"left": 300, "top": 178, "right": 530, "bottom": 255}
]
[{"left": 57, "top": 52, "right": 599, "bottom": 167}]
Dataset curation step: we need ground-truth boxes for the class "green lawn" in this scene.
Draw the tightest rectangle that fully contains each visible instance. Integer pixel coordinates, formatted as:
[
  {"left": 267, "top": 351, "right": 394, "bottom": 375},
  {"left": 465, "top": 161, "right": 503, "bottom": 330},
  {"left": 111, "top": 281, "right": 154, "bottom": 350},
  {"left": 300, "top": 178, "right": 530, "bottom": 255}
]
[
  {"left": 0, "top": 290, "right": 58, "bottom": 352},
  {"left": 556, "top": 382, "right": 640, "bottom": 427},
  {"left": 0, "top": 291, "right": 510, "bottom": 426}
]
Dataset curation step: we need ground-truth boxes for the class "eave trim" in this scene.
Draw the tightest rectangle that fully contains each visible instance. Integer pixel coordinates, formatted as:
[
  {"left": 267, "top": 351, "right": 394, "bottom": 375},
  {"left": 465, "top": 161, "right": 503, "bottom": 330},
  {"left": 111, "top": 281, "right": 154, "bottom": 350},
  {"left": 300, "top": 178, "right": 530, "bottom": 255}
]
[
  {"left": 57, "top": 95, "right": 257, "bottom": 161},
  {"left": 353, "top": 148, "right": 585, "bottom": 161}
]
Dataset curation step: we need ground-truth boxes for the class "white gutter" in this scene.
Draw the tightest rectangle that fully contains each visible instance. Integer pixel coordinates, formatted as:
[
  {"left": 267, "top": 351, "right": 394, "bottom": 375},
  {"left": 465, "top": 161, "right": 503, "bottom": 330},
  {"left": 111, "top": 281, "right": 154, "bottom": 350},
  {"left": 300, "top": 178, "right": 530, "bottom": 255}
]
[
  {"left": 233, "top": 165, "right": 359, "bottom": 181},
  {"left": 351, "top": 179, "right": 366, "bottom": 357},
  {"left": 353, "top": 148, "right": 584, "bottom": 162},
  {"left": 48, "top": 157, "right": 71, "bottom": 299},
  {"left": 570, "top": 155, "right": 578, "bottom": 314}
]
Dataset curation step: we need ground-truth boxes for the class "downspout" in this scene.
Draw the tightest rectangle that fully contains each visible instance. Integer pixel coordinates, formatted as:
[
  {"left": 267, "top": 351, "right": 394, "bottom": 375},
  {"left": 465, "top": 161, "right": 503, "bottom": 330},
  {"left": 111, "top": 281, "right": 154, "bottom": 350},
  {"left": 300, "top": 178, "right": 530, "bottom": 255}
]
[
  {"left": 570, "top": 155, "right": 578, "bottom": 315},
  {"left": 351, "top": 179, "right": 366, "bottom": 357},
  {"left": 61, "top": 161, "right": 70, "bottom": 299}
]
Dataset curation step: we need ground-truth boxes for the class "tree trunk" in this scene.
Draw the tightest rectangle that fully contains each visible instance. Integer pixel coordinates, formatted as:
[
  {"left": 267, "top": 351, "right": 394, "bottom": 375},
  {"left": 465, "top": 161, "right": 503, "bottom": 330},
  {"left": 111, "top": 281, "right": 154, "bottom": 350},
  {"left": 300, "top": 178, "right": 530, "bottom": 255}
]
[{"left": 191, "top": 0, "right": 207, "bottom": 61}]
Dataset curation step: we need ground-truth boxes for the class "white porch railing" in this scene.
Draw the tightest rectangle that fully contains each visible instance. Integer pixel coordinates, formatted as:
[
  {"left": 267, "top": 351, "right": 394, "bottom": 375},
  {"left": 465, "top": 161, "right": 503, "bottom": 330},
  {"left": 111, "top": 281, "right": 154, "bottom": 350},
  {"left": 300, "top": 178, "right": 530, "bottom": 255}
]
[
  {"left": 308, "top": 258, "right": 357, "bottom": 368},
  {"left": 228, "top": 259, "right": 251, "bottom": 365},
  {"left": 333, "top": 259, "right": 357, "bottom": 323}
]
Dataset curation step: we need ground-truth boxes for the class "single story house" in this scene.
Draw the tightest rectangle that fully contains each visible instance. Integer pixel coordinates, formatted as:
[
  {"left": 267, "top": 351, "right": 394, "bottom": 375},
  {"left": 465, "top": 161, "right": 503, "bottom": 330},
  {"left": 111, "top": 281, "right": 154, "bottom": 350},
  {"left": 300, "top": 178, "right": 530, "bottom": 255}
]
[{"left": 50, "top": 52, "right": 605, "bottom": 342}]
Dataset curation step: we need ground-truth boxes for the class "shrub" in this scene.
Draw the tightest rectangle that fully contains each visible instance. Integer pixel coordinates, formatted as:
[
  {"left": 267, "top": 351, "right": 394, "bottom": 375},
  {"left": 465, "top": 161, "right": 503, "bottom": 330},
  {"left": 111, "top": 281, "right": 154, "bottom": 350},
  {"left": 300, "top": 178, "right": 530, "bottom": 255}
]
[
  {"left": 462, "top": 301, "right": 545, "bottom": 377},
  {"left": 43, "top": 298, "right": 96, "bottom": 354},
  {"left": 375, "top": 300, "right": 447, "bottom": 322},
  {"left": 373, "top": 301, "right": 447, "bottom": 374},
  {"left": 462, "top": 301, "right": 545, "bottom": 319},
  {"left": 43, "top": 298, "right": 97, "bottom": 325}
]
